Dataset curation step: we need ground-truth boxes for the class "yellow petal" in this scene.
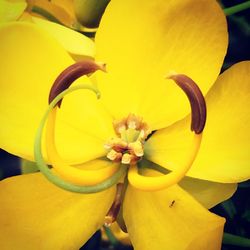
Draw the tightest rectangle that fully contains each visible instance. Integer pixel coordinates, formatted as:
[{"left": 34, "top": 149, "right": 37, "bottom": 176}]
[
  {"left": 179, "top": 177, "right": 237, "bottom": 209},
  {"left": 0, "top": 0, "right": 27, "bottom": 22},
  {"left": 0, "top": 173, "right": 115, "bottom": 249},
  {"left": 123, "top": 185, "right": 225, "bottom": 250},
  {"left": 31, "top": 16, "right": 95, "bottom": 59},
  {"left": 50, "top": 0, "right": 75, "bottom": 19},
  {"left": 28, "top": 0, "right": 76, "bottom": 28},
  {"left": 95, "top": 0, "right": 227, "bottom": 129},
  {"left": 145, "top": 61, "right": 250, "bottom": 182},
  {"left": 0, "top": 22, "right": 114, "bottom": 162},
  {"left": 140, "top": 161, "right": 237, "bottom": 209}
]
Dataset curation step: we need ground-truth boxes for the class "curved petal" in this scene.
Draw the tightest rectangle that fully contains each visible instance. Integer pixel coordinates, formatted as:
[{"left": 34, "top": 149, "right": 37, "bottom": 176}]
[
  {"left": 145, "top": 61, "right": 250, "bottom": 182},
  {"left": 28, "top": 0, "right": 75, "bottom": 28},
  {"left": 95, "top": 0, "right": 227, "bottom": 129},
  {"left": 0, "top": 22, "right": 114, "bottom": 162},
  {"left": 31, "top": 16, "right": 95, "bottom": 59},
  {"left": 123, "top": 185, "right": 225, "bottom": 250},
  {"left": 139, "top": 161, "right": 237, "bottom": 209},
  {"left": 50, "top": 0, "right": 75, "bottom": 19},
  {"left": 0, "top": 0, "right": 27, "bottom": 22},
  {"left": 179, "top": 177, "right": 237, "bottom": 209},
  {"left": 0, "top": 173, "right": 115, "bottom": 249}
]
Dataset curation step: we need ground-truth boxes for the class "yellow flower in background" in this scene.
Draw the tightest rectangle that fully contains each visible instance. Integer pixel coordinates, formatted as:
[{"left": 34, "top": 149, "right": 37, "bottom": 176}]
[
  {"left": 0, "top": 0, "right": 96, "bottom": 60},
  {"left": 0, "top": 0, "right": 76, "bottom": 28},
  {"left": 0, "top": 0, "right": 27, "bottom": 22},
  {"left": 0, "top": 0, "right": 249, "bottom": 250},
  {"left": 0, "top": 0, "right": 108, "bottom": 30}
]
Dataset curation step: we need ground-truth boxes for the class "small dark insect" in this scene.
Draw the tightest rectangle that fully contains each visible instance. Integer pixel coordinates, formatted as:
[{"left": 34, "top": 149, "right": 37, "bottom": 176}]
[{"left": 169, "top": 200, "right": 175, "bottom": 208}]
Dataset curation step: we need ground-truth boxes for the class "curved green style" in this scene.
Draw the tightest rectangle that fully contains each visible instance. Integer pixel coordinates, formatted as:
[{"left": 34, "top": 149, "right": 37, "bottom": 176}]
[{"left": 34, "top": 84, "right": 127, "bottom": 193}]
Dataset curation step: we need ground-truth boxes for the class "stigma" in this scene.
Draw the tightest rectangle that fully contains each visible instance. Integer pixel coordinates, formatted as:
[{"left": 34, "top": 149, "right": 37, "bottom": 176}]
[{"left": 105, "top": 114, "right": 151, "bottom": 165}]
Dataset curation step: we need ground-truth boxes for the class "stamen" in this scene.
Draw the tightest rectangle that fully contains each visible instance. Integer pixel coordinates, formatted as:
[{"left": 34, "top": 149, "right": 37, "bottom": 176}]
[
  {"left": 121, "top": 153, "right": 132, "bottom": 164},
  {"left": 128, "top": 141, "right": 144, "bottom": 157},
  {"left": 46, "top": 107, "right": 119, "bottom": 185},
  {"left": 107, "top": 114, "right": 151, "bottom": 165},
  {"left": 128, "top": 133, "right": 202, "bottom": 191},
  {"left": 113, "top": 114, "right": 151, "bottom": 140},
  {"left": 49, "top": 60, "right": 106, "bottom": 107},
  {"left": 113, "top": 119, "right": 127, "bottom": 135},
  {"left": 34, "top": 84, "right": 127, "bottom": 193},
  {"left": 107, "top": 149, "right": 122, "bottom": 162},
  {"left": 127, "top": 114, "right": 142, "bottom": 129},
  {"left": 105, "top": 183, "right": 124, "bottom": 227},
  {"left": 167, "top": 73, "right": 207, "bottom": 134}
]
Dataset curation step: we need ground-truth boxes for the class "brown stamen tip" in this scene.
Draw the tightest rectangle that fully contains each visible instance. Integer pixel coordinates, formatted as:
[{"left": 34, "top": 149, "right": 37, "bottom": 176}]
[
  {"left": 167, "top": 73, "right": 207, "bottom": 134},
  {"left": 104, "top": 183, "right": 124, "bottom": 227},
  {"left": 49, "top": 60, "right": 106, "bottom": 107}
]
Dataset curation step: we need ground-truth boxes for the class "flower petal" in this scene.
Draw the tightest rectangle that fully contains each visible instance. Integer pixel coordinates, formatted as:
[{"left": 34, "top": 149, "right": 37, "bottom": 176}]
[
  {"left": 145, "top": 61, "right": 250, "bottom": 182},
  {"left": 50, "top": 0, "right": 75, "bottom": 19},
  {"left": 179, "top": 177, "right": 237, "bottom": 209},
  {"left": 0, "top": 22, "right": 114, "bottom": 162},
  {"left": 31, "top": 16, "right": 95, "bottom": 59},
  {"left": 0, "top": 173, "right": 115, "bottom": 249},
  {"left": 0, "top": 0, "right": 27, "bottom": 22},
  {"left": 139, "top": 161, "right": 237, "bottom": 209},
  {"left": 95, "top": 0, "right": 227, "bottom": 129},
  {"left": 28, "top": 0, "right": 75, "bottom": 27},
  {"left": 123, "top": 185, "right": 225, "bottom": 250}
]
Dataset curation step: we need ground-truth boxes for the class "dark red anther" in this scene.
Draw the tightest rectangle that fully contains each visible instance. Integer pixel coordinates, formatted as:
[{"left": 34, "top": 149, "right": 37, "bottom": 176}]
[
  {"left": 49, "top": 60, "right": 106, "bottom": 107},
  {"left": 168, "top": 74, "right": 207, "bottom": 134}
]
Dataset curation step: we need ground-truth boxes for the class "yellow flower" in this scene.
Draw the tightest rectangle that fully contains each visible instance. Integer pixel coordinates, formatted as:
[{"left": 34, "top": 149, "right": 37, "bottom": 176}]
[
  {"left": 0, "top": 0, "right": 95, "bottom": 59},
  {"left": 0, "top": 0, "right": 105, "bottom": 31},
  {"left": 0, "top": 0, "right": 249, "bottom": 250},
  {"left": 0, "top": 0, "right": 76, "bottom": 28}
]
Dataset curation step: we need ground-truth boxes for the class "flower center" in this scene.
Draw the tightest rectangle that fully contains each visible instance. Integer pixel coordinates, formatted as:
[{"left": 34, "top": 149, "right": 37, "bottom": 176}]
[
  {"left": 105, "top": 114, "right": 151, "bottom": 165},
  {"left": 35, "top": 60, "right": 207, "bottom": 197}
]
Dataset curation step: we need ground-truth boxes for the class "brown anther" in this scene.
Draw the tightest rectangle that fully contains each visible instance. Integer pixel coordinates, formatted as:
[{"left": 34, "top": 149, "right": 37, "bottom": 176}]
[
  {"left": 49, "top": 60, "right": 106, "bottom": 107},
  {"left": 167, "top": 74, "right": 207, "bottom": 134},
  {"left": 127, "top": 114, "right": 142, "bottom": 129},
  {"left": 105, "top": 138, "right": 128, "bottom": 153},
  {"left": 138, "top": 123, "right": 151, "bottom": 140},
  {"left": 104, "top": 183, "right": 124, "bottom": 227},
  {"left": 113, "top": 118, "right": 127, "bottom": 135}
]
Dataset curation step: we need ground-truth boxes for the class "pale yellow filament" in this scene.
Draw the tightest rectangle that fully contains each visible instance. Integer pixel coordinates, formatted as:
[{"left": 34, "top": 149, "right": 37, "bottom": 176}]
[
  {"left": 45, "top": 107, "right": 119, "bottom": 185},
  {"left": 128, "top": 133, "right": 202, "bottom": 191}
]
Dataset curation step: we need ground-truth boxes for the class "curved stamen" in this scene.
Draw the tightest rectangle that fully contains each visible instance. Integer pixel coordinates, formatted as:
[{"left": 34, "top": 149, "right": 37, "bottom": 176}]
[
  {"left": 104, "top": 183, "right": 124, "bottom": 227},
  {"left": 167, "top": 73, "right": 206, "bottom": 134},
  {"left": 128, "top": 133, "right": 202, "bottom": 191},
  {"left": 127, "top": 73, "right": 206, "bottom": 191},
  {"left": 46, "top": 107, "right": 119, "bottom": 185},
  {"left": 49, "top": 60, "right": 106, "bottom": 107},
  {"left": 34, "top": 84, "right": 127, "bottom": 193}
]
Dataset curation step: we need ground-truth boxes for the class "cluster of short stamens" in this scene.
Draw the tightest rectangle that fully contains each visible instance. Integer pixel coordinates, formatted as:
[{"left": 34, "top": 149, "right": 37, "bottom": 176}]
[{"left": 105, "top": 114, "right": 151, "bottom": 165}]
